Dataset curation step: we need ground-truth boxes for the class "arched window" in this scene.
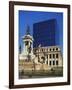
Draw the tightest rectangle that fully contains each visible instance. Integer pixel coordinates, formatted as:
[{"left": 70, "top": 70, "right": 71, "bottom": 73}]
[{"left": 56, "top": 48, "right": 58, "bottom": 51}]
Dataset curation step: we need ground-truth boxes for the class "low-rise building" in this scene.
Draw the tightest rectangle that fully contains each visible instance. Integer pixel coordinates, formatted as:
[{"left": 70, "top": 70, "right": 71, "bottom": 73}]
[{"left": 33, "top": 46, "right": 63, "bottom": 70}]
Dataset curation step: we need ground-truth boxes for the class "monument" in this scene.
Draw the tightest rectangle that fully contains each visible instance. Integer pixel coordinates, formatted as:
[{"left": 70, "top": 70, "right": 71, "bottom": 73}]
[{"left": 19, "top": 26, "right": 35, "bottom": 61}]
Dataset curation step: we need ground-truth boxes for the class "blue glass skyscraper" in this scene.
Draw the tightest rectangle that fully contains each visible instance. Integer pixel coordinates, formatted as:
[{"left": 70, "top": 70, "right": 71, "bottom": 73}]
[{"left": 33, "top": 19, "right": 59, "bottom": 48}]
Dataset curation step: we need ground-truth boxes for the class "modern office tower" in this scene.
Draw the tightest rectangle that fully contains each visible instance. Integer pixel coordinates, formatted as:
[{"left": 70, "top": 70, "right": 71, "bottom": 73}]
[{"left": 33, "top": 19, "right": 59, "bottom": 48}]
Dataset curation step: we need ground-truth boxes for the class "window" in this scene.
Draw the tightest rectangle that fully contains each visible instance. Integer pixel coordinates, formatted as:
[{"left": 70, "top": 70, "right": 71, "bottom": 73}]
[
  {"left": 49, "top": 54, "right": 51, "bottom": 58},
  {"left": 53, "top": 61, "right": 55, "bottom": 65},
  {"left": 56, "top": 54, "right": 58, "bottom": 58},
  {"left": 49, "top": 61, "right": 51, "bottom": 65},
  {"left": 56, "top": 61, "right": 58, "bottom": 65},
  {"left": 56, "top": 48, "right": 58, "bottom": 51},
  {"left": 53, "top": 54, "right": 55, "bottom": 58},
  {"left": 42, "top": 49, "right": 43, "bottom": 52},
  {"left": 53, "top": 48, "right": 54, "bottom": 51},
  {"left": 50, "top": 48, "right": 51, "bottom": 51}
]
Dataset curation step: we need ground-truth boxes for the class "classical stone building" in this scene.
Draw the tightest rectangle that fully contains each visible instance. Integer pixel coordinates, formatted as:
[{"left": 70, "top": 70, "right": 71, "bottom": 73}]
[{"left": 33, "top": 46, "right": 63, "bottom": 70}]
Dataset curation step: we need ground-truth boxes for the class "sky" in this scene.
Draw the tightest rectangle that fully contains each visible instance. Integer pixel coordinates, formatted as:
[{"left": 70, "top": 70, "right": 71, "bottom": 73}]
[{"left": 19, "top": 10, "right": 63, "bottom": 52}]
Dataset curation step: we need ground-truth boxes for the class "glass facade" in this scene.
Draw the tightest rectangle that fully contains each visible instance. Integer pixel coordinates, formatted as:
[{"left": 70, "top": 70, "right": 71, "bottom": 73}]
[{"left": 33, "top": 19, "right": 59, "bottom": 48}]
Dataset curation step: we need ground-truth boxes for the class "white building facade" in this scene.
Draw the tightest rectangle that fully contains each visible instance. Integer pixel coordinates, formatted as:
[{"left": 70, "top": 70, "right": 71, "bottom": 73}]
[{"left": 33, "top": 46, "right": 63, "bottom": 70}]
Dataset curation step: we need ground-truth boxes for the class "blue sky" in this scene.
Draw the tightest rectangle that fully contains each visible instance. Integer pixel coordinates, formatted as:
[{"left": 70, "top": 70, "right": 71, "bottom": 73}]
[{"left": 19, "top": 10, "right": 63, "bottom": 52}]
